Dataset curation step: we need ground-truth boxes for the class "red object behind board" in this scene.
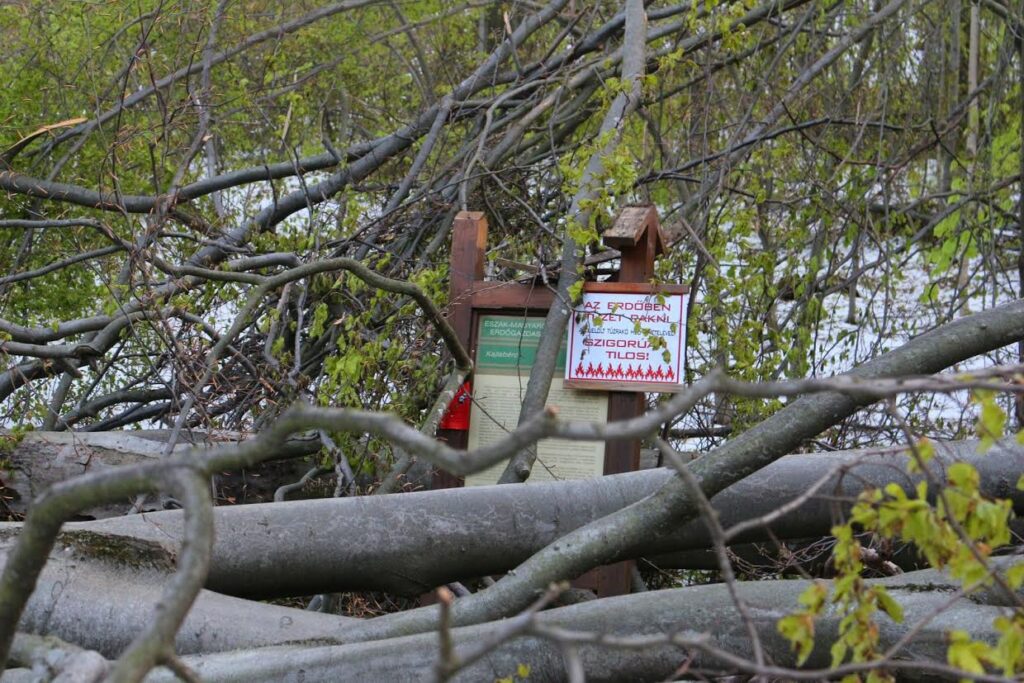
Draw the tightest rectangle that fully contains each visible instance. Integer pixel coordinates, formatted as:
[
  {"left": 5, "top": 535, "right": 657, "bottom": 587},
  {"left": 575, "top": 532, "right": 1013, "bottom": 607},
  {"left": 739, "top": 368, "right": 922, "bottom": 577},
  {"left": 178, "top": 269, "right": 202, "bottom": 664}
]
[{"left": 439, "top": 382, "right": 472, "bottom": 430}]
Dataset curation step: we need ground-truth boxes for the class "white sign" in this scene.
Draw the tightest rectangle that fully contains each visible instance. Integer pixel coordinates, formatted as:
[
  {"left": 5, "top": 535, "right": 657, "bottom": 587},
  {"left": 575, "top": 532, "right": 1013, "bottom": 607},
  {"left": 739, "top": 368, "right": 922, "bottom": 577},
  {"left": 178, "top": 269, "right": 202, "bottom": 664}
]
[{"left": 565, "top": 288, "right": 686, "bottom": 392}]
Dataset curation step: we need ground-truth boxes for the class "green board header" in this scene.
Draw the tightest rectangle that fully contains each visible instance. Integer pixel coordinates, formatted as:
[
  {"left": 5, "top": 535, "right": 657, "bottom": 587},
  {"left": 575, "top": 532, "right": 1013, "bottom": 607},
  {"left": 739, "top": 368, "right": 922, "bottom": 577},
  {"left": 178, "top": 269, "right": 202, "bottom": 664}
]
[{"left": 476, "top": 315, "right": 566, "bottom": 375}]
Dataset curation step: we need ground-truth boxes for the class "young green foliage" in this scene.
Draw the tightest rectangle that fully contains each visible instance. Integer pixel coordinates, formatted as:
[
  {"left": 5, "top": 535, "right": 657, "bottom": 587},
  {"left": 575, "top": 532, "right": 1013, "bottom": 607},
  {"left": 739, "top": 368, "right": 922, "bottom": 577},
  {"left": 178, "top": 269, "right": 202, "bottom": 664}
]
[{"left": 779, "top": 440, "right": 1021, "bottom": 680}]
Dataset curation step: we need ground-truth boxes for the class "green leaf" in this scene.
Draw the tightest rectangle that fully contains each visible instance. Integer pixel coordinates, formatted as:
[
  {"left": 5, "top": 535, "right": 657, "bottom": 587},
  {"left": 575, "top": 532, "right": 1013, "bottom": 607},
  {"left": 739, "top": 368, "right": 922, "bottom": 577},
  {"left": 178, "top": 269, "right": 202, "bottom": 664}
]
[
  {"left": 778, "top": 613, "right": 816, "bottom": 665},
  {"left": 567, "top": 280, "right": 584, "bottom": 303},
  {"left": 1006, "top": 562, "right": 1024, "bottom": 590},
  {"left": 917, "top": 437, "right": 935, "bottom": 463},
  {"left": 975, "top": 391, "right": 1007, "bottom": 452},
  {"left": 992, "top": 615, "right": 1024, "bottom": 675},
  {"left": 875, "top": 587, "right": 903, "bottom": 623},
  {"left": 947, "top": 630, "right": 990, "bottom": 676},
  {"left": 947, "top": 463, "right": 979, "bottom": 493},
  {"left": 830, "top": 639, "right": 848, "bottom": 668},
  {"left": 798, "top": 581, "right": 828, "bottom": 611},
  {"left": 309, "top": 302, "right": 329, "bottom": 338}
]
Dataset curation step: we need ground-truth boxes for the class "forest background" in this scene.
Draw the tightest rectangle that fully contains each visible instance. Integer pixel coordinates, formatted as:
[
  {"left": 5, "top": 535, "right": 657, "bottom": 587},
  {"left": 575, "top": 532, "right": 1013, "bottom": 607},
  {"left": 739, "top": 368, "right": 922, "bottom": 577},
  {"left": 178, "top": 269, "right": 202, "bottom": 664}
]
[{"left": 0, "top": 1, "right": 1023, "bottom": 681}]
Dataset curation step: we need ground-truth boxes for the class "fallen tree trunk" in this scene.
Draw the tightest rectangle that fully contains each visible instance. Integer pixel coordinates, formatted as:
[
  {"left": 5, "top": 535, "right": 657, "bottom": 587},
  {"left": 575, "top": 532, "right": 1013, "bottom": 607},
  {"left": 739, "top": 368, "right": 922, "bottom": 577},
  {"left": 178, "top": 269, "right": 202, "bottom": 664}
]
[
  {"left": 0, "top": 430, "right": 321, "bottom": 519},
  {"left": 10, "top": 557, "right": 1019, "bottom": 681},
  {"left": 4, "top": 438, "right": 1020, "bottom": 597},
  {"left": 143, "top": 557, "right": 1022, "bottom": 682},
  {"left": 0, "top": 529, "right": 357, "bottom": 658},
  {"left": 7, "top": 551, "right": 1018, "bottom": 680}
]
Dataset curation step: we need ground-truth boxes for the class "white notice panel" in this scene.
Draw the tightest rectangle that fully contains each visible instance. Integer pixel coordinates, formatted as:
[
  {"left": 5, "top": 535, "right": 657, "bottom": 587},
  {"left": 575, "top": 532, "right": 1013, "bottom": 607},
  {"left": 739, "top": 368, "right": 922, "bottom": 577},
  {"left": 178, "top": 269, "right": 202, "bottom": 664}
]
[
  {"left": 464, "top": 375, "right": 608, "bottom": 486},
  {"left": 565, "top": 288, "right": 686, "bottom": 392},
  {"left": 463, "top": 315, "right": 608, "bottom": 487}
]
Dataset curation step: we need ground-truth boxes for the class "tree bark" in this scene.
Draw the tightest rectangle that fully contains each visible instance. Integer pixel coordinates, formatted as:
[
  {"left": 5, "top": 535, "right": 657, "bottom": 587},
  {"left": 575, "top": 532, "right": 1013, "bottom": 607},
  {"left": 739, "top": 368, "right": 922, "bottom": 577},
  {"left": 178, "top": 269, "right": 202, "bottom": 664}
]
[
  {"left": 2, "top": 537, "right": 355, "bottom": 658},
  {"left": 0, "top": 431, "right": 320, "bottom": 519},
  {"left": 4, "top": 439, "right": 1019, "bottom": 598},
  {"left": 146, "top": 558, "right": 1022, "bottom": 682}
]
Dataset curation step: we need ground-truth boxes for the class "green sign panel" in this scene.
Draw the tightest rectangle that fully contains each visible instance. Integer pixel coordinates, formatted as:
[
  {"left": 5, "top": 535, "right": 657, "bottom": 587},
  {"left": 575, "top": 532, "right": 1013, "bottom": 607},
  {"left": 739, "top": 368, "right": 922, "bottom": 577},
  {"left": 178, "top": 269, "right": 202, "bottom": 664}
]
[{"left": 475, "top": 315, "right": 566, "bottom": 375}]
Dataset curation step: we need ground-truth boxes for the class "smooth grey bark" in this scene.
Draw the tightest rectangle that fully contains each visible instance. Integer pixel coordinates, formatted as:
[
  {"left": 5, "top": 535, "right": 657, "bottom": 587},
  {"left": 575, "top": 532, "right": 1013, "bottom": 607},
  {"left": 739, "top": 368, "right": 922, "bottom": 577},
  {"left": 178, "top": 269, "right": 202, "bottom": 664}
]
[
  {"left": 0, "top": 430, "right": 319, "bottom": 518},
  {"left": 4, "top": 438, "right": 1019, "bottom": 598},
  {"left": 0, "top": 535, "right": 356, "bottom": 658},
  {"left": 12, "top": 558, "right": 1020, "bottom": 681},
  {"left": 143, "top": 558, "right": 1023, "bottom": 682},
  {"left": 5, "top": 633, "right": 109, "bottom": 682}
]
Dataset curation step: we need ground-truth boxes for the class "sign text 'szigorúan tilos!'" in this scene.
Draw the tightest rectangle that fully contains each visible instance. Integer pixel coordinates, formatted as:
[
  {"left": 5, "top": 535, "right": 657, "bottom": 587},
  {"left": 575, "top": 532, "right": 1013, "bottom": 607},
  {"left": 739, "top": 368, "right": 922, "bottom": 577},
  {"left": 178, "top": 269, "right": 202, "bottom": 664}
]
[{"left": 565, "top": 288, "right": 686, "bottom": 390}]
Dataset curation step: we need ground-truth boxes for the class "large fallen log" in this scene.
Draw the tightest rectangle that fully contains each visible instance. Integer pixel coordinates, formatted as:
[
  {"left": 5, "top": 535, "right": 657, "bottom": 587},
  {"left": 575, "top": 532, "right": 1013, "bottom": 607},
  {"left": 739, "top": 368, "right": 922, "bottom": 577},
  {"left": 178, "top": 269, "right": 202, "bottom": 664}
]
[
  {"left": 0, "top": 529, "right": 357, "bottom": 659},
  {"left": 7, "top": 545, "right": 1019, "bottom": 679},
  {"left": 4, "top": 438, "right": 1020, "bottom": 597},
  {"left": 0, "top": 430, "right": 321, "bottom": 519},
  {"left": 145, "top": 557, "right": 1022, "bottom": 681}
]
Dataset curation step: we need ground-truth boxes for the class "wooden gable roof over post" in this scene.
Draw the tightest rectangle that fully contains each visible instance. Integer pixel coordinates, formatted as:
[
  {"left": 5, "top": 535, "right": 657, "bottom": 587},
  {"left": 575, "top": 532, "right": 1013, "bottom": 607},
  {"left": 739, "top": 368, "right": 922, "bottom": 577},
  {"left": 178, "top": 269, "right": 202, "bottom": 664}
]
[{"left": 602, "top": 205, "right": 668, "bottom": 282}]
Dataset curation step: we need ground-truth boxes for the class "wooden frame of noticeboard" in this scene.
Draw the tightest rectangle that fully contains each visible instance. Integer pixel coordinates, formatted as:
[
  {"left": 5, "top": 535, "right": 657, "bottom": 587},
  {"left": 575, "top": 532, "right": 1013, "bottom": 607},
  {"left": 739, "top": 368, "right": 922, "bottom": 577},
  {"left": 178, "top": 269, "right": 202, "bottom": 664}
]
[{"left": 434, "top": 207, "right": 688, "bottom": 597}]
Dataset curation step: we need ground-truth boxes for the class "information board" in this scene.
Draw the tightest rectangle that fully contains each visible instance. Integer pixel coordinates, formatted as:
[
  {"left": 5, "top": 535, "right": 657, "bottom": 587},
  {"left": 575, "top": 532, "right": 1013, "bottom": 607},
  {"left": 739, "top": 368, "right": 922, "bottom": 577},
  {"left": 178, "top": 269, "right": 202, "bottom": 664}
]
[
  {"left": 565, "top": 287, "right": 686, "bottom": 392},
  {"left": 464, "top": 315, "right": 608, "bottom": 486}
]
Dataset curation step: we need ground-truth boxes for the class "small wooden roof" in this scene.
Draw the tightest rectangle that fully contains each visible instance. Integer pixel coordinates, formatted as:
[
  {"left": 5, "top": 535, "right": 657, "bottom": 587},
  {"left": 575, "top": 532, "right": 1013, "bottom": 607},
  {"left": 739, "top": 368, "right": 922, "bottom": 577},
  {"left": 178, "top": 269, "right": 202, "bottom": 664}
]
[{"left": 602, "top": 205, "right": 668, "bottom": 255}]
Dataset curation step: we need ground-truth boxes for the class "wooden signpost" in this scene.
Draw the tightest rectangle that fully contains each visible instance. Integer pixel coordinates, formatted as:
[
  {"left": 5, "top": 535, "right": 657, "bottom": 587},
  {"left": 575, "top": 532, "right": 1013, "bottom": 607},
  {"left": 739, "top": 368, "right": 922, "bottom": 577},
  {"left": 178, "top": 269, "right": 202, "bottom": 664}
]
[{"left": 435, "top": 205, "right": 687, "bottom": 596}]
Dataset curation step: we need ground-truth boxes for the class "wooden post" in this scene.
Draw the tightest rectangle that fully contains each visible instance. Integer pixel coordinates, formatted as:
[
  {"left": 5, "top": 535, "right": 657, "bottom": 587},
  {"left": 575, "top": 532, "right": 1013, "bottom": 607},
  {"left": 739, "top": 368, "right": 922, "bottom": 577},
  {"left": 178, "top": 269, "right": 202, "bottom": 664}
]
[
  {"left": 589, "top": 205, "right": 668, "bottom": 595},
  {"left": 601, "top": 205, "right": 665, "bottom": 477},
  {"left": 434, "top": 212, "right": 487, "bottom": 489},
  {"left": 449, "top": 211, "right": 488, "bottom": 346}
]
